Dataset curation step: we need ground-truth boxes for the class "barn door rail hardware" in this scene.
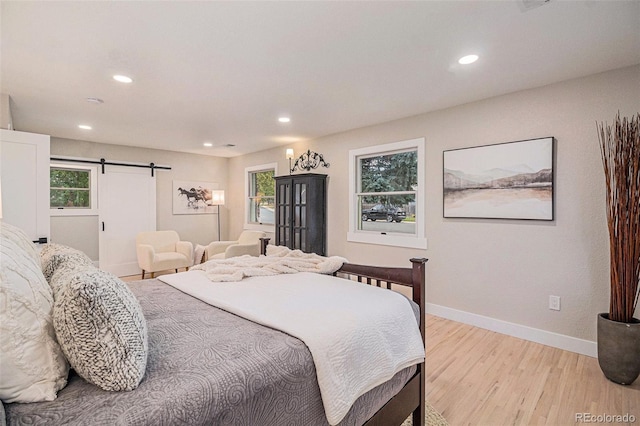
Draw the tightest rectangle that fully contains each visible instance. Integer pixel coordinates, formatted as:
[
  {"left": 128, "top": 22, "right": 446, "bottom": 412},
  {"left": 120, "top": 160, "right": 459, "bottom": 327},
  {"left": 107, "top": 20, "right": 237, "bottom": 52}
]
[{"left": 50, "top": 157, "right": 171, "bottom": 177}]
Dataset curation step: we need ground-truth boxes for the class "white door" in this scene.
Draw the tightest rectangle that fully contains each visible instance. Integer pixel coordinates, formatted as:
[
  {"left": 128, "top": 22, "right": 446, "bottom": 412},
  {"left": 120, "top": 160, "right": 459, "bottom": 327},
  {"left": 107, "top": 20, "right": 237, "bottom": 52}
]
[
  {"left": 99, "top": 165, "right": 156, "bottom": 276},
  {"left": 0, "top": 129, "right": 50, "bottom": 243}
]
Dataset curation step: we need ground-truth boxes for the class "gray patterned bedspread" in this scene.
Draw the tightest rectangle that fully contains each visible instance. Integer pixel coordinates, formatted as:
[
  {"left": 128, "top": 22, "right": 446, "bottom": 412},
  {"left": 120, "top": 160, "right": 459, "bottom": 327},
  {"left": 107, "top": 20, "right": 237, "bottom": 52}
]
[{"left": 5, "top": 278, "right": 418, "bottom": 426}]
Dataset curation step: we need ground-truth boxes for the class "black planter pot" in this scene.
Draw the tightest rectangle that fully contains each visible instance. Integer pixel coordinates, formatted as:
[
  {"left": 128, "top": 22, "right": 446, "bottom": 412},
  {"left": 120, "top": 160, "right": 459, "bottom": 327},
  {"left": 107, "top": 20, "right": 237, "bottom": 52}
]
[{"left": 597, "top": 313, "right": 640, "bottom": 385}]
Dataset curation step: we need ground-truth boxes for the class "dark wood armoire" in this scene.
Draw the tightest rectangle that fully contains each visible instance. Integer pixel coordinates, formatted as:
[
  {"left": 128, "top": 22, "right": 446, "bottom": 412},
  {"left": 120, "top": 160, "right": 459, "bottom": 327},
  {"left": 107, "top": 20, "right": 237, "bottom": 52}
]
[{"left": 274, "top": 173, "right": 327, "bottom": 256}]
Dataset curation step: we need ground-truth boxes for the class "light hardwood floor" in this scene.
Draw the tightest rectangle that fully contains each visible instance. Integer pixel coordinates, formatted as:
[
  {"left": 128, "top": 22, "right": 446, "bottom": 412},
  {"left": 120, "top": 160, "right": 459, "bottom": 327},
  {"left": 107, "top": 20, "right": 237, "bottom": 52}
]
[{"left": 426, "top": 315, "right": 640, "bottom": 426}]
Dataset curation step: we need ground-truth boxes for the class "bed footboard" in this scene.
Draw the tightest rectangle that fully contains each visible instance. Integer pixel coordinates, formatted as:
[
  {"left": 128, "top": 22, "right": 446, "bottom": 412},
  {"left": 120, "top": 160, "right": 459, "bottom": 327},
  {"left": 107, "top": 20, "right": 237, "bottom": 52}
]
[
  {"left": 337, "top": 259, "right": 426, "bottom": 426},
  {"left": 260, "top": 238, "right": 427, "bottom": 426}
]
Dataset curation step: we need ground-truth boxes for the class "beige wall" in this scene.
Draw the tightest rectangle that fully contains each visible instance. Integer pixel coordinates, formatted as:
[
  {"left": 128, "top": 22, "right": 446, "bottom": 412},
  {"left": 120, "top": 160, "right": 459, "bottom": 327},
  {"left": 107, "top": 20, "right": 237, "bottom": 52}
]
[
  {"left": 50, "top": 138, "right": 228, "bottom": 260},
  {"left": 228, "top": 65, "right": 640, "bottom": 342}
]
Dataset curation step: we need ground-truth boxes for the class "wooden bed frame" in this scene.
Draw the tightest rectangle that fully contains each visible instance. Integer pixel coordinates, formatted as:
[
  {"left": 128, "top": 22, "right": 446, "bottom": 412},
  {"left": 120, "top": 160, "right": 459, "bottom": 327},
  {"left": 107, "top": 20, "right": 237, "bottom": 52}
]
[{"left": 260, "top": 238, "right": 427, "bottom": 426}]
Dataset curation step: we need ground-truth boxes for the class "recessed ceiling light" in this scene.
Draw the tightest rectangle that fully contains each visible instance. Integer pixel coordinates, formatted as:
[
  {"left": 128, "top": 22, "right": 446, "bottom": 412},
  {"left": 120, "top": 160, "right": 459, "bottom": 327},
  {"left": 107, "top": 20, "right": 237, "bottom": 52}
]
[
  {"left": 86, "top": 97, "right": 104, "bottom": 104},
  {"left": 78, "top": 124, "right": 92, "bottom": 130},
  {"left": 113, "top": 74, "right": 133, "bottom": 83},
  {"left": 278, "top": 117, "right": 291, "bottom": 123},
  {"left": 458, "top": 54, "right": 479, "bottom": 65},
  {"left": 203, "top": 142, "right": 213, "bottom": 147}
]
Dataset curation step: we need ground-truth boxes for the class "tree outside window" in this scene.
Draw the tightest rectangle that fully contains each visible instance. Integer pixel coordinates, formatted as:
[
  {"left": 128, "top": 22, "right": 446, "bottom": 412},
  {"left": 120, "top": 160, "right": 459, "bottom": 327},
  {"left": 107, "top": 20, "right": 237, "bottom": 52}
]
[
  {"left": 50, "top": 167, "right": 91, "bottom": 208},
  {"left": 249, "top": 169, "right": 275, "bottom": 225},
  {"left": 358, "top": 150, "right": 417, "bottom": 233}
]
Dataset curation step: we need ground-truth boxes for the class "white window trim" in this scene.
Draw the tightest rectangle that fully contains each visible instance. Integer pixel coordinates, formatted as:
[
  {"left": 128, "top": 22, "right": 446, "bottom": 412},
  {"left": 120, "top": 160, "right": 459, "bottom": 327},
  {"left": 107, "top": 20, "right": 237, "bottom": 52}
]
[
  {"left": 50, "top": 162, "right": 99, "bottom": 216},
  {"left": 348, "top": 138, "right": 427, "bottom": 249},
  {"left": 244, "top": 162, "right": 277, "bottom": 232}
]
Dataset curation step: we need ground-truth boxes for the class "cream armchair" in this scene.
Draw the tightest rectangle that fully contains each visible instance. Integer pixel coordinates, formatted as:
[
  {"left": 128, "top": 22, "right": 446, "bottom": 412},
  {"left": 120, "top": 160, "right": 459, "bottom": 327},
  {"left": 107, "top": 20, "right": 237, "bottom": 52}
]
[
  {"left": 205, "top": 230, "right": 266, "bottom": 260},
  {"left": 136, "top": 230, "right": 193, "bottom": 279}
]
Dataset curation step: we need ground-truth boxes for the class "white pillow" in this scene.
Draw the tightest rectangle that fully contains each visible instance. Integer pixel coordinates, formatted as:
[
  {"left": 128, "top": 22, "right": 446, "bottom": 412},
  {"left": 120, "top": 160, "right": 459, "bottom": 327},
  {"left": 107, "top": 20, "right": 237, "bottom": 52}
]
[
  {"left": 0, "top": 222, "right": 39, "bottom": 265},
  {"left": 0, "top": 222, "right": 69, "bottom": 403}
]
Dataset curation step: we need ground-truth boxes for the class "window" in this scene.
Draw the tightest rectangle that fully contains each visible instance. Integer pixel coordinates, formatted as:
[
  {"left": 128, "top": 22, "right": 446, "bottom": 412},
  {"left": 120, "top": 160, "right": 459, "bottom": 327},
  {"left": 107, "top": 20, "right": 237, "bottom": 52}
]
[
  {"left": 348, "top": 138, "right": 426, "bottom": 249},
  {"left": 50, "top": 163, "right": 98, "bottom": 216},
  {"left": 245, "top": 163, "right": 277, "bottom": 231}
]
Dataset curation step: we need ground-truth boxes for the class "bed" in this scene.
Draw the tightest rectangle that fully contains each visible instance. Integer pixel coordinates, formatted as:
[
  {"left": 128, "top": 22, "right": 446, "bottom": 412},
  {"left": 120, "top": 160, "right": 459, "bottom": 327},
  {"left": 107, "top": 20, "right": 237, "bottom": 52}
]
[{"left": 2, "top": 234, "right": 426, "bottom": 426}]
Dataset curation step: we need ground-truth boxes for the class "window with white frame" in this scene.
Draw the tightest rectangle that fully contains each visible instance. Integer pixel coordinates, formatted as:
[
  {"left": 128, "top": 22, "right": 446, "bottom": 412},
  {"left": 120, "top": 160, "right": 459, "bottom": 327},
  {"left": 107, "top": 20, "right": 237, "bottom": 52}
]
[
  {"left": 245, "top": 163, "right": 277, "bottom": 230},
  {"left": 348, "top": 138, "right": 426, "bottom": 249},
  {"left": 50, "top": 163, "right": 98, "bottom": 216}
]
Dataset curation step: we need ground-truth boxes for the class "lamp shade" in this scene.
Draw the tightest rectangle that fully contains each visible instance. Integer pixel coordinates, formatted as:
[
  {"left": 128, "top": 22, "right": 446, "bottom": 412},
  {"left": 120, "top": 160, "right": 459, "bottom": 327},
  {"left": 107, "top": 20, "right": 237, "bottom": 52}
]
[
  {"left": 286, "top": 148, "right": 294, "bottom": 159},
  {"left": 211, "top": 190, "right": 225, "bottom": 206}
]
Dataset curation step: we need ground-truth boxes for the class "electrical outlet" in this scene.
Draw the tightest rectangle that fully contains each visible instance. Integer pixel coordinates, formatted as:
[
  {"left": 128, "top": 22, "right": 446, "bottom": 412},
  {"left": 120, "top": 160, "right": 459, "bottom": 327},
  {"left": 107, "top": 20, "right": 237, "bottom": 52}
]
[{"left": 549, "top": 295, "right": 561, "bottom": 311}]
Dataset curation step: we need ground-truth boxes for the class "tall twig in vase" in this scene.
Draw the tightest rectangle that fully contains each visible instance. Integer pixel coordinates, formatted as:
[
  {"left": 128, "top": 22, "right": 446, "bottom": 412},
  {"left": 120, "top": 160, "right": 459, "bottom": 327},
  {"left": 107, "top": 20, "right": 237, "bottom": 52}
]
[{"left": 597, "top": 112, "right": 640, "bottom": 323}]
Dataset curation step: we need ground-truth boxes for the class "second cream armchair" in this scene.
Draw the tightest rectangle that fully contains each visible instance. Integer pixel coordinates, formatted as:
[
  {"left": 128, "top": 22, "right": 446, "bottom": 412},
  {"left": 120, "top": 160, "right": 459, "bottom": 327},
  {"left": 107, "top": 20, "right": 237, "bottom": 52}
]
[{"left": 205, "top": 230, "right": 266, "bottom": 261}]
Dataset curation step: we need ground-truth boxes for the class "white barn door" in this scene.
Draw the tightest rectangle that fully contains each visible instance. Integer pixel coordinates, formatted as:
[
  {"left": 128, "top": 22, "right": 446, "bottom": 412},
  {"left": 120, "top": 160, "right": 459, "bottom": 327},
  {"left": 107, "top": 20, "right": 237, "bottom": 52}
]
[
  {"left": 99, "top": 165, "right": 155, "bottom": 276},
  {"left": 0, "top": 129, "right": 50, "bottom": 243}
]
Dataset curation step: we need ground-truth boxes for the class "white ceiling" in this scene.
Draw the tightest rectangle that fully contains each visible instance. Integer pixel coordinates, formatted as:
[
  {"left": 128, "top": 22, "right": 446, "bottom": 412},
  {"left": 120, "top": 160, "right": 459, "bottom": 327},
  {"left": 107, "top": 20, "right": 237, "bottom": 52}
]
[{"left": 1, "top": 1, "right": 639, "bottom": 158}]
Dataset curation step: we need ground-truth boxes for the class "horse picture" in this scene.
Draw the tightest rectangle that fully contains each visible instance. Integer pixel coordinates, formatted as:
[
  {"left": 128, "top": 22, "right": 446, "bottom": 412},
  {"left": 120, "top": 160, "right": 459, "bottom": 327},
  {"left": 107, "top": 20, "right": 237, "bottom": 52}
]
[{"left": 173, "top": 180, "right": 219, "bottom": 214}]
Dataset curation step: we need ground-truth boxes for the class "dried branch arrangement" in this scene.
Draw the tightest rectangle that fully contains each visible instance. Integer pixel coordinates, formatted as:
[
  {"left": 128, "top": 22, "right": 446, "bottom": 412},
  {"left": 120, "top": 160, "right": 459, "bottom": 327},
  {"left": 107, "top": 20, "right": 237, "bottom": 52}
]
[{"left": 597, "top": 112, "right": 640, "bottom": 323}]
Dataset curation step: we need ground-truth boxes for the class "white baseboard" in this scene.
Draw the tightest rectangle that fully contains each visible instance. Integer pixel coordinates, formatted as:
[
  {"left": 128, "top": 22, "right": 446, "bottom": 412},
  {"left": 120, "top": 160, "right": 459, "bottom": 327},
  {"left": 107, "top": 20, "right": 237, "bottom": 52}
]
[{"left": 426, "top": 303, "right": 597, "bottom": 358}]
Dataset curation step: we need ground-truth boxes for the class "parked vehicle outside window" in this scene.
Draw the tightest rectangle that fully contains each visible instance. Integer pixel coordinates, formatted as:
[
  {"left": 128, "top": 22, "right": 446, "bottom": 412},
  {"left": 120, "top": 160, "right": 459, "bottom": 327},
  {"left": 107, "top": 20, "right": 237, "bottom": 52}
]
[{"left": 361, "top": 204, "right": 407, "bottom": 222}]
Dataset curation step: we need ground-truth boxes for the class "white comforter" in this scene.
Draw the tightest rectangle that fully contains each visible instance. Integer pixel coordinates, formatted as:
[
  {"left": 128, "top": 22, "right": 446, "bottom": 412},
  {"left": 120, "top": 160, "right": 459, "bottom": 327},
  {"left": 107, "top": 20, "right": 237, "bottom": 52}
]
[{"left": 158, "top": 270, "right": 425, "bottom": 425}]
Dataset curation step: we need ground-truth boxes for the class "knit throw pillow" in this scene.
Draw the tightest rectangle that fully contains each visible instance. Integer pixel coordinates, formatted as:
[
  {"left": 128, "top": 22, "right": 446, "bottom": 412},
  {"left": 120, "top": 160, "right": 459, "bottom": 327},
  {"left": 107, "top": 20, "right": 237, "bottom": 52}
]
[
  {"left": 40, "top": 243, "right": 94, "bottom": 284},
  {"left": 51, "top": 268, "right": 148, "bottom": 391}
]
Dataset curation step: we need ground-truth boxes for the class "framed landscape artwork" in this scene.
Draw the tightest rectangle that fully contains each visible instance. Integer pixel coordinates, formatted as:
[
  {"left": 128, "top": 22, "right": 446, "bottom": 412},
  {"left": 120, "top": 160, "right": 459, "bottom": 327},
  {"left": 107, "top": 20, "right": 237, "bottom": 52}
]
[
  {"left": 172, "top": 180, "right": 219, "bottom": 214},
  {"left": 443, "top": 137, "right": 555, "bottom": 220}
]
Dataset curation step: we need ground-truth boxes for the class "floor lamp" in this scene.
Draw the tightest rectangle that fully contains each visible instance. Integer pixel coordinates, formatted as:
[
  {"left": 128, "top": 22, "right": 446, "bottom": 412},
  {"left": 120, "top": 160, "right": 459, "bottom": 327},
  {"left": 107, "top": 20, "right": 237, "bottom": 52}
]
[{"left": 211, "top": 190, "right": 225, "bottom": 241}]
